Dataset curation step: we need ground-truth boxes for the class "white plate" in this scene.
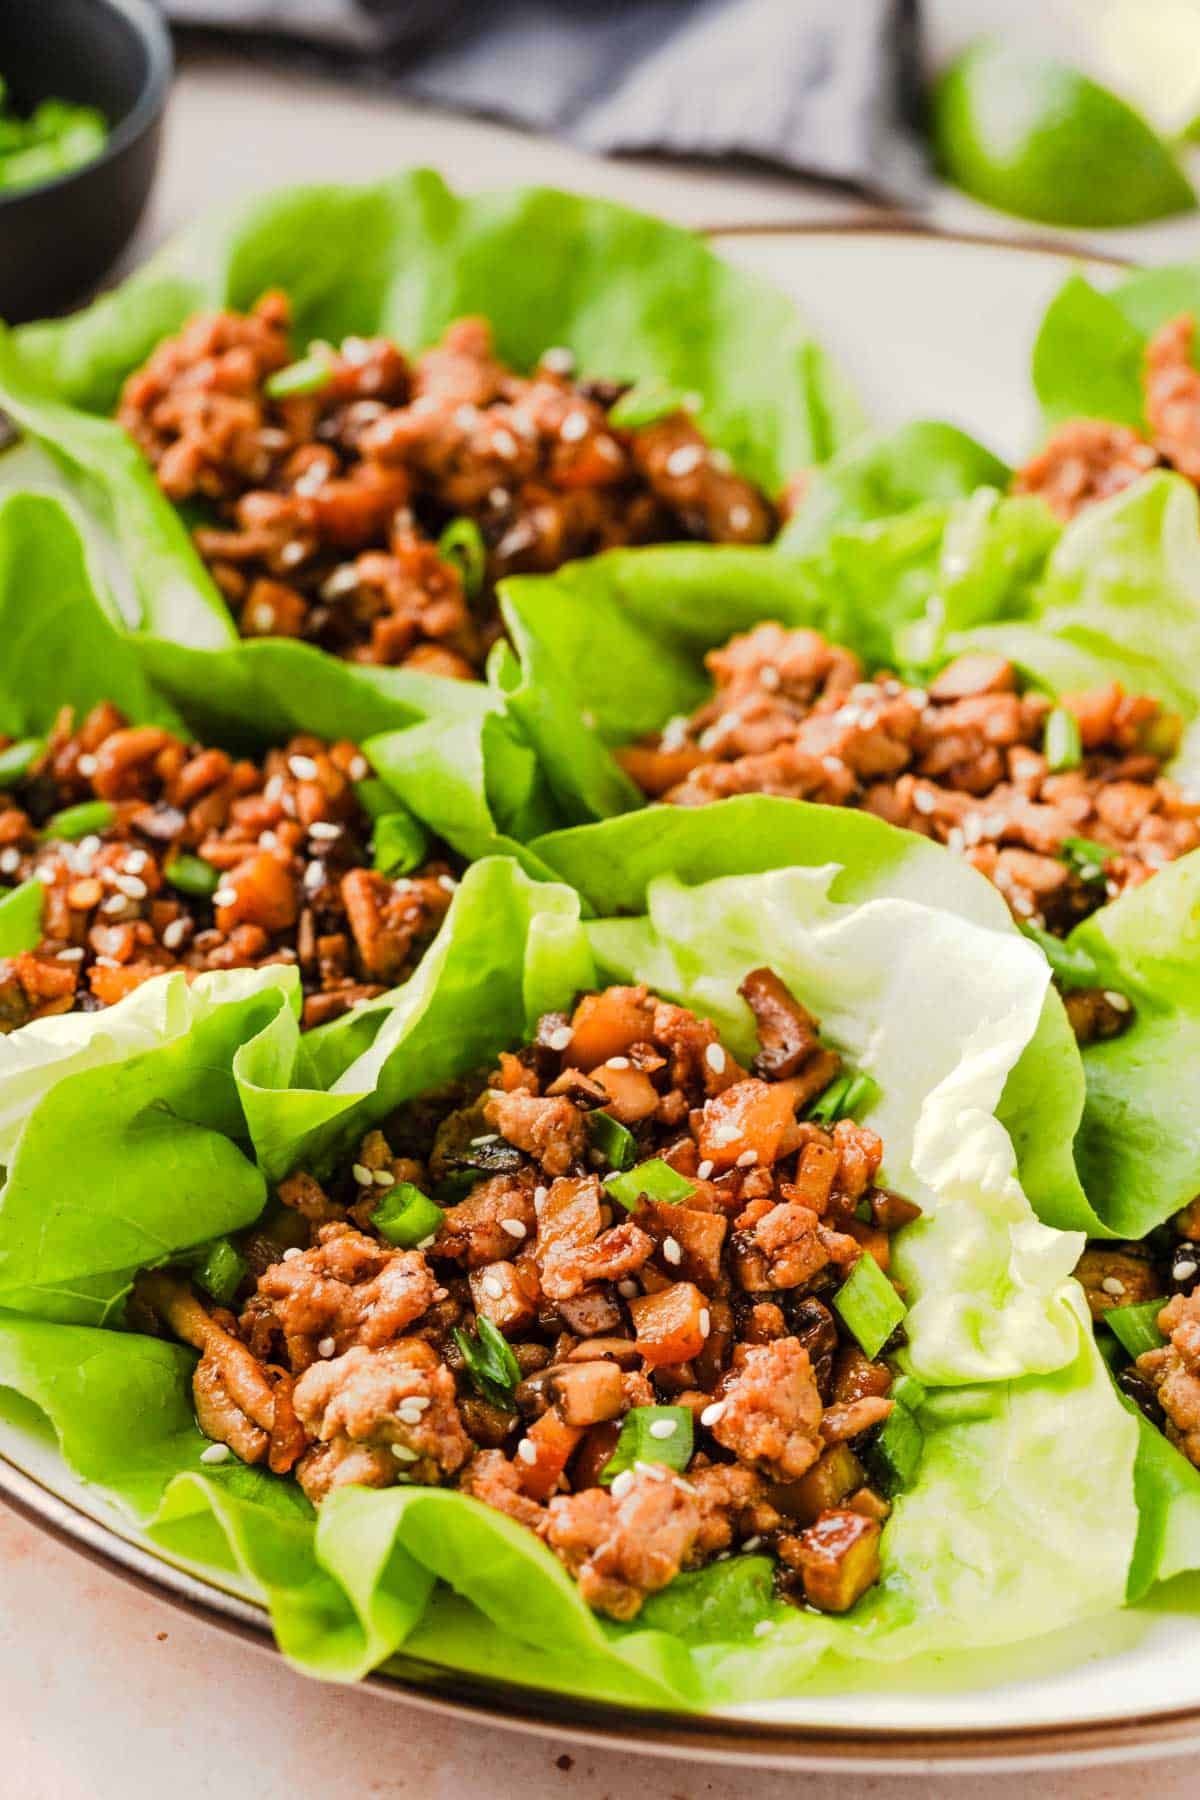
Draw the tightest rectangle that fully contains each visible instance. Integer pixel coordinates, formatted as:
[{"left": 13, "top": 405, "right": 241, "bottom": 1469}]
[{"left": 5, "top": 224, "right": 1199, "bottom": 1769}]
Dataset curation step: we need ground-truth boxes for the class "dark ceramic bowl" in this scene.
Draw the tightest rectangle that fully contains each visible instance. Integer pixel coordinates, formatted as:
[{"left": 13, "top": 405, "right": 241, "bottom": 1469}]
[{"left": 0, "top": 0, "right": 171, "bottom": 323}]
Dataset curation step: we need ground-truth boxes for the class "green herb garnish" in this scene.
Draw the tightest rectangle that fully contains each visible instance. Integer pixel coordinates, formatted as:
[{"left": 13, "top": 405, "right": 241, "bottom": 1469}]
[
  {"left": 1060, "top": 836, "right": 1114, "bottom": 884},
  {"left": 438, "top": 517, "right": 487, "bottom": 600},
  {"left": 1106, "top": 1299, "right": 1166, "bottom": 1359},
  {"left": 191, "top": 1238, "right": 248, "bottom": 1306},
  {"left": 833, "top": 1253, "right": 906, "bottom": 1359},
  {"left": 605, "top": 1157, "right": 694, "bottom": 1212},
  {"left": 600, "top": 1405, "right": 694, "bottom": 1485},
  {"left": 1044, "top": 706, "right": 1082, "bottom": 771},
  {"left": 0, "top": 878, "right": 45, "bottom": 955},
  {"left": 454, "top": 1316, "right": 521, "bottom": 1410},
  {"left": 164, "top": 853, "right": 219, "bottom": 898},
  {"left": 586, "top": 1110, "right": 637, "bottom": 1172},
  {"left": 42, "top": 800, "right": 114, "bottom": 841},
  {"left": 808, "top": 1070, "right": 879, "bottom": 1126},
  {"left": 608, "top": 381, "right": 693, "bottom": 430},
  {"left": 372, "top": 1182, "right": 444, "bottom": 1249},
  {"left": 0, "top": 737, "right": 43, "bottom": 787},
  {"left": 862, "top": 1399, "right": 924, "bottom": 1497},
  {"left": 373, "top": 809, "right": 430, "bottom": 878},
  {"left": 265, "top": 349, "right": 335, "bottom": 399}
]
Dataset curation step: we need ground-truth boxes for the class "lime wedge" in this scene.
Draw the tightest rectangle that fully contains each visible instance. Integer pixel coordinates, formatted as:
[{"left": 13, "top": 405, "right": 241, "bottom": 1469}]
[{"left": 932, "top": 40, "right": 1195, "bottom": 227}]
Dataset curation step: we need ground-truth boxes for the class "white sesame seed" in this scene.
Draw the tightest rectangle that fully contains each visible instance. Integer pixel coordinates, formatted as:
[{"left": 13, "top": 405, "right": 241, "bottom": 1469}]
[
  {"left": 417, "top": 1234, "right": 437, "bottom": 1251},
  {"left": 432, "top": 1287, "right": 448, "bottom": 1302},
  {"left": 303, "top": 862, "right": 325, "bottom": 893},
  {"left": 1100, "top": 1277, "right": 1125, "bottom": 1296},
  {"left": 634, "top": 1460, "right": 668, "bottom": 1482},
  {"left": 199, "top": 1442, "right": 231, "bottom": 1465},
  {"left": 700, "top": 1400, "right": 727, "bottom": 1427},
  {"left": 471, "top": 1133, "right": 500, "bottom": 1147},
  {"left": 606, "top": 1055, "right": 631, "bottom": 1070},
  {"left": 662, "top": 1236, "right": 682, "bottom": 1266},
  {"left": 0, "top": 848, "right": 20, "bottom": 875},
  {"left": 212, "top": 887, "right": 237, "bottom": 909},
  {"left": 753, "top": 1621, "right": 775, "bottom": 1639},
  {"left": 698, "top": 1308, "right": 711, "bottom": 1338},
  {"left": 55, "top": 946, "right": 85, "bottom": 962},
  {"left": 279, "top": 541, "right": 308, "bottom": 570},
  {"left": 288, "top": 755, "right": 319, "bottom": 781},
  {"left": 665, "top": 444, "right": 704, "bottom": 478},
  {"left": 735, "top": 1149, "right": 758, "bottom": 1168},
  {"left": 397, "top": 1404, "right": 424, "bottom": 1426},
  {"left": 743, "top": 1535, "right": 762, "bottom": 1552},
  {"left": 161, "top": 918, "right": 188, "bottom": 950},
  {"left": 541, "top": 346, "right": 575, "bottom": 375},
  {"left": 352, "top": 1163, "right": 373, "bottom": 1185},
  {"left": 1103, "top": 990, "right": 1131, "bottom": 1013},
  {"left": 533, "top": 1185, "right": 549, "bottom": 1212},
  {"left": 282, "top": 1247, "right": 303, "bottom": 1262},
  {"left": 759, "top": 665, "right": 781, "bottom": 691},
  {"left": 453, "top": 404, "right": 478, "bottom": 430},
  {"left": 697, "top": 1161, "right": 714, "bottom": 1181},
  {"left": 491, "top": 427, "right": 519, "bottom": 460},
  {"left": 1177, "top": 1261, "right": 1198, "bottom": 1280},
  {"left": 308, "top": 820, "right": 341, "bottom": 841},
  {"left": 115, "top": 874, "right": 148, "bottom": 900},
  {"left": 501, "top": 1218, "right": 527, "bottom": 1240},
  {"left": 705, "top": 1043, "right": 726, "bottom": 1075},
  {"left": 610, "top": 1468, "right": 636, "bottom": 1500},
  {"left": 560, "top": 410, "right": 589, "bottom": 443},
  {"left": 912, "top": 789, "right": 936, "bottom": 817},
  {"left": 547, "top": 1026, "right": 573, "bottom": 1052},
  {"left": 618, "top": 1278, "right": 639, "bottom": 1299},
  {"left": 673, "top": 1476, "right": 698, "bottom": 1496},
  {"left": 76, "top": 754, "right": 98, "bottom": 778},
  {"left": 517, "top": 1439, "right": 537, "bottom": 1466},
  {"left": 321, "top": 565, "right": 360, "bottom": 601},
  {"left": 248, "top": 603, "right": 276, "bottom": 633},
  {"left": 391, "top": 1443, "right": 419, "bottom": 1462},
  {"left": 729, "top": 503, "right": 754, "bottom": 532},
  {"left": 318, "top": 1337, "right": 336, "bottom": 1358},
  {"left": 348, "top": 756, "right": 369, "bottom": 781},
  {"left": 93, "top": 955, "right": 120, "bottom": 969},
  {"left": 123, "top": 850, "right": 149, "bottom": 874},
  {"left": 373, "top": 1169, "right": 395, "bottom": 1187},
  {"left": 482, "top": 1275, "right": 504, "bottom": 1299},
  {"left": 648, "top": 1419, "right": 677, "bottom": 1440},
  {"left": 437, "top": 874, "right": 458, "bottom": 893},
  {"left": 100, "top": 895, "right": 128, "bottom": 916}
]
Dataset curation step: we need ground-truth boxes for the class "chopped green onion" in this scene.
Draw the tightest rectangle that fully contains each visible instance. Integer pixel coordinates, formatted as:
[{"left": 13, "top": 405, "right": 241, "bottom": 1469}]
[
  {"left": 353, "top": 775, "right": 394, "bottom": 821},
  {"left": 0, "top": 737, "right": 43, "bottom": 787},
  {"left": 373, "top": 809, "right": 430, "bottom": 878},
  {"left": 608, "top": 381, "right": 692, "bottom": 430},
  {"left": 888, "top": 1372, "right": 927, "bottom": 1415},
  {"left": 833, "top": 1253, "right": 906, "bottom": 1359},
  {"left": 1106, "top": 1299, "right": 1166, "bottom": 1359},
  {"left": 163, "top": 853, "right": 219, "bottom": 898},
  {"left": 600, "top": 1405, "right": 694, "bottom": 1485},
  {"left": 840, "top": 1072, "right": 879, "bottom": 1119},
  {"left": 1060, "top": 836, "right": 1113, "bottom": 885},
  {"left": 809, "top": 1070, "right": 879, "bottom": 1125},
  {"left": 191, "top": 1238, "right": 247, "bottom": 1306},
  {"left": 605, "top": 1157, "right": 695, "bottom": 1212},
  {"left": 1044, "top": 706, "right": 1082, "bottom": 772},
  {"left": 862, "top": 1401, "right": 924, "bottom": 1498},
  {"left": 438, "top": 517, "right": 487, "bottom": 600},
  {"left": 42, "top": 800, "right": 114, "bottom": 841},
  {"left": 265, "top": 349, "right": 335, "bottom": 399},
  {"left": 372, "top": 1182, "right": 444, "bottom": 1249},
  {"left": 454, "top": 1316, "right": 521, "bottom": 1410},
  {"left": 1017, "top": 920, "right": 1103, "bottom": 990},
  {"left": 432, "top": 1169, "right": 477, "bottom": 1204},
  {"left": 586, "top": 1109, "right": 637, "bottom": 1172},
  {"left": 0, "top": 878, "right": 45, "bottom": 956}
]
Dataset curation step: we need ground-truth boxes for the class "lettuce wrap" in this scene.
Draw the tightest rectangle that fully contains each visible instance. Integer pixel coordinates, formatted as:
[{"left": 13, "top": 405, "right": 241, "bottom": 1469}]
[
  {"left": 0, "top": 837, "right": 1144, "bottom": 1702},
  {"left": 502, "top": 475, "right": 1200, "bottom": 1245},
  {"left": 1032, "top": 261, "right": 1200, "bottom": 433}
]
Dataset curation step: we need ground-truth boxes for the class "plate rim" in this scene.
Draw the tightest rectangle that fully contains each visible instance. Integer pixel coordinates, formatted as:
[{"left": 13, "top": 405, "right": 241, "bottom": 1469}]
[{"left": 2, "top": 218, "right": 1190, "bottom": 1769}]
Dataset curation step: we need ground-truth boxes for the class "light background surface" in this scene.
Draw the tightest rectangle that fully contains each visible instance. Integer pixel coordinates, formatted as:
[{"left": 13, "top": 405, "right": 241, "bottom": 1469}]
[{"left": 10, "top": 8, "right": 1200, "bottom": 1793}]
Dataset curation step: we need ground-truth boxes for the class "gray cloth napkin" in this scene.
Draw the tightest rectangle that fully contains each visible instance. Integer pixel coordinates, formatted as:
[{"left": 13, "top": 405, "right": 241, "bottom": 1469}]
[{"left": 164, "top": 0, "right": 926, "bottom": 202}]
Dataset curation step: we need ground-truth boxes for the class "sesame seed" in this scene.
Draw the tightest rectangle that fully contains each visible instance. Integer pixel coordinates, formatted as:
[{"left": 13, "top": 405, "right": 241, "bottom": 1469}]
[
  {"left": 912, "top": 789, "right": 936, "bottom": 817},
  {"left": 76, "top": 754, "right": 98, "bottom": 778},
  {"left": 471, "top": 1133, "right": 499, "bottom": 1147},
  {"left": 282, "top": 1247, "right": 303, "bottom": 1262},
  {"left": 492, "top": 427, "right": 519, "bottom": 460},
  {"left": 700, "top": 1400, "right": 726, "bottom": 1427},
  {"left": 1101, "top": 1277, "right": 1125, "bottom": 1296},
  {"left": 753, "top": 1621, "right": 775, "bottom": 1639},
  {"left": 288, "top": 755, "right": 319, "bottom": 781},
  {"left": 391, "top": 1444, "right": 419, "bottom": 1462},
  {"left": 279, "top": 541, "right": 307, "bottom": 569},
  {"left": 303, "top": 862, "right": 325, "bottom": 893},
  {"left": 397, "top": 1403, "right": 424, "bottom": 1426},
  {"left": 417, "top": 1234, "right": 437, "bottom": 1251},
  {"left": 320, "top": 565, "right": 360, "bottom": 601},
  {"left": 610, "top": 1469, "right": 636, "bottom": 1500},
  {"left": 212, "top": 887, "right": 237, "bottom": 909},
  {"left": 648, "top": 1419, "right": 677, "bottom": 1440},
  {"left": 1103, "top": 990, "right": 1131, "bottom": 1013},
  {"left": 248, "top": 603, "right": 276, "bottom": 633},
  {"left": 710, "top": 449, "right": 734, "bottom": 474},
  {"left": 100, "top": 895, "right": 128, "bottom": 916},
  {"left": 437, "top": 874, "right": 458, "bottom": 893},
  {"left": 93, "top": 955, "right": 120, "bottom": 969},
  {"left": 697, "top": 1161, "right": 714, "bottom": 1180},
  {"left": 560, "top": 410, "right": 589, "bottom": 443},
  {"left": 743, "top": 1535, "right": 762, "bottom": 1552},
  {"left": 618, "top": 1278, "right": 639, "bottom": 1298},
  {"left": 606, "top": 1056, "right": 631, "bottom": 1070},
  {"left": 317, "top": 1337, "right": 336, "bottom": 1358},
  {"left": 308, "top": 820, "right": 341, "bottom": 841},
  {"left": 1177, "top": 1260, "right": 1198, "bottom": 1281},
  {"left": 517, "top": 1439, "right": 537, "bottom": 1466},
  {"left": 501, "top": 1218, "right": 526, "bottom": 1240},
  {"left": 705, "top": 1043, "right": 726, "bottom": 1075},
  {"left": 0, "top": 848, "right": 20, "bottom": 875},
  {"left": 673, "top": 1477, "right": 698, "bottom": 1496},
  {"left": 634, "top": 1460, "right": 668, "bottom": 1482},
  {"left": 759, "top": 665, "right": 782, "bottom": 691},
  {"left": 115, "top": 874, "right": 148, "bottom": 900},
  {"left": 352, "top": 1163, "right": 373, "bottom": 1185},
  {"left": 533, "top": 1185, "right": 549, "bottom": 1212},
  {"left": 482, "top": 1275, "right": 504, "bottom": 1299},
  {"left": 432, "top": 1287, "right": 448, "bottom": 1301},
  {"left": 123, "top": 850, "right": 149, "bottom": 874},
  {"left": 55, "top": 947, "right": 84, "bottom": 962},
  {"left": 665, "top": 444, "right": 704, "bottom": 478},
  {"left": 662, "top": 1236, "right": 682, "bottom": 1266},
  {"left": 373, "top": 1169, "right": 395, "bottom": 1187},
  {"left": 698, "top": 1308, "right": 711, "bottom": 1338},
  {"left": 487, "top": 485, "right": 511, "bottom": 510},
  {"left": 199, "top": 1443, "right": 231, "bottom": 1465},
  {"left": 162, "top": 919, "right": 188, "bottom": 950},
  {"left": 735, "top": 1149, "right": 758, "bottom": 1168},
  {"left": 547, "top": 1026, "right": 572, "bottom": 1052},
  {"left": 541, "top": 346, "right": 575, "bottom": 375},
  {"left": 729, "top": 503, "right": 753, "bottom": 532},
  {"left": 453, "top": 404, "right": 478, "bottom": 430},
  {"left": 348, "top": 756, "right": 369, "bottom": 781}
]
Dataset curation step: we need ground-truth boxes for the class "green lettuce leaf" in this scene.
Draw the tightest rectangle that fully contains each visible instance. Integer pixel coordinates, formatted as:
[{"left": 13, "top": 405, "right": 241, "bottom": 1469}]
[{"left": 1032, "top": 261, "right": 1200, "bottom": 432}]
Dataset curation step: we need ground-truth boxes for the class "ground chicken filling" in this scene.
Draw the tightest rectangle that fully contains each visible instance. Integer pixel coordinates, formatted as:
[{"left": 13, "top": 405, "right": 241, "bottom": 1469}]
[
  {"left": 1013, "top": 312, "right": 1200, "bottom": 521},
  {"left": 619, "top": 627, "right": 1199, "bottom": 1042},
  {"left": 117, "top": 293, "right": 776, "bottom": 677},
  {"left": 1077, "top": 1205, "right": 1200, "bottom": 1468},
  {"left": 0, "top": 704, "right": 455, "bottom": 1032},
  {"left": 134, "top": 973, "right": 923, "bottom": 1622}
]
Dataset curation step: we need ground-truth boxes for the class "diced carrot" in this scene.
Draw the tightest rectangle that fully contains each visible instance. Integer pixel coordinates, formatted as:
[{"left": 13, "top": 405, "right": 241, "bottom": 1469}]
[
  {"left": 216, "top": 851, "right": 298, "bottom": 935},
  {"left": 87, "top": 961, "right": 164, "bottom": 1006},
  {"left": 640, "top": 1202, "right": 727, "bottom": 1286},
  {"left": 495, "top": 1051, "right": 538, "bottom": 1095},
  {"left": 591, "top": 1062, "right": 660, "bottom": 1123},
  {"left": 697, "top": 1077, "right": 804, "bottom": 1171},
  {"left": 615, "top": 743, "right": 709, "bottom": 797},
  {"left": 628, "top": 1282, "right": 708, "bottom": 1366},
  {"left": 789, "top": 1141, "right": 839, "bottom": 1212},
  {"left": 846, "top": 1219, "right": 891, "bottom": 1272},
  {"left": 572, "top": 1421, "right": 622, "bottom": 1490},
  {"left": 517, "top": 1408, "right": 585, "bottom": 1501},
  {"left": 468, "top": 1260, "right": 538, "bottom": 1334},
  {"left": 564, "top": 987, "right": 655, "bottom": 1069}
]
